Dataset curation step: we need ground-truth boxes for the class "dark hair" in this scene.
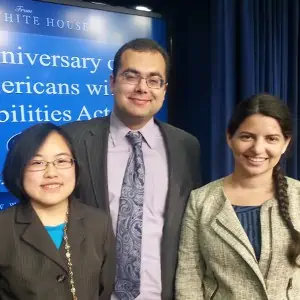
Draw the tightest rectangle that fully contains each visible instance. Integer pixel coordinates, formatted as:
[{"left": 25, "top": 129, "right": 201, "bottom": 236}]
[
  {"left": 2, "top": 123, "right": 79, "bottom": 203},
  {"left": 227, "top": 93, "right": 300, "bottom": 266},
  {"left": 112, "top": 38, "right": 170, "bottom": 80}
]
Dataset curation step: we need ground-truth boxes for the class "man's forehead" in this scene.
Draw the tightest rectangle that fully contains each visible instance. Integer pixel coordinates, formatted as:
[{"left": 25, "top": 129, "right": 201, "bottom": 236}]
[
  {"left": 121, "top": 49, "right": 163, "bottom": 58},
  {"left": 119, "top": 50, "right": 166, "bottom": 75}
]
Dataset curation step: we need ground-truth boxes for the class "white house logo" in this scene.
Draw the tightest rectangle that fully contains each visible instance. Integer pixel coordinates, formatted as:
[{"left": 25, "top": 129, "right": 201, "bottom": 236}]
[
  {"left": 6, "top": 132, "right": 21, "bottom": 151},
  {"left": 15, "top": 6, "right": 33, "bottom": 14},
  {"left": 0, "top": 4, "right": 90, "bottom": 32}
]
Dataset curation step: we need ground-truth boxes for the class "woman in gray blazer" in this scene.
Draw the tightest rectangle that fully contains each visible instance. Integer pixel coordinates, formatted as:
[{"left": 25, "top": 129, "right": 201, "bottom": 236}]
[
  {"left": 0, "top": 123, "right": 115, "bottom": 300},
  {"left": 176, "top": 94, "right": 300, "bottom": 299}
]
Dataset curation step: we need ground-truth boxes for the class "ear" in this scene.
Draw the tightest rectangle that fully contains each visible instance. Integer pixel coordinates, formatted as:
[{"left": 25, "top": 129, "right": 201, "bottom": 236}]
[
  {"left": 163, "top": 82, "right": 168, "bottom": 95},
  {"left": 282, "top": 137, "right": 292, "bottom": 154},
  {"left": 226, "top": 131, "right": 233, "bottom": 149},
  {"left": 109, "top": 74, "right": 115, "bottom": 94}
]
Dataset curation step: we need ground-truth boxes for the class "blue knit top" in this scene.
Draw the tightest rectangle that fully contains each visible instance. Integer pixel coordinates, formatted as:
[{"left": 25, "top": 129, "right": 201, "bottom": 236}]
[{"left": 233, "top": 205, "right": 262, "bottom": 260}]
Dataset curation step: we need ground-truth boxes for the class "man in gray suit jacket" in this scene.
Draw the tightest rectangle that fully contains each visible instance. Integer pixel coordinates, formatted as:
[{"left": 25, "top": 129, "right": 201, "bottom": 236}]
[{"left": 63, "top": 38, "right": 201, "bottom": 300}]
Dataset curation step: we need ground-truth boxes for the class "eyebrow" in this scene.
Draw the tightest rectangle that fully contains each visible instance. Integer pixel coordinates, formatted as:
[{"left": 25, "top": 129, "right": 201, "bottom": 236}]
[
  {"left": 266, "top": 134, "right": 282, "bottom": 137},
  {"left": 238, "top": 131, "right": 282, "bottom": 137},
  {"left": 238, "top": 131, "right": 254, "bottom": 135},
  {"left": 32, "top": 152, "right": 72, "bottom": 158},
  {"left": 122, "top": 68, "right": 164, "bottom": 79}
]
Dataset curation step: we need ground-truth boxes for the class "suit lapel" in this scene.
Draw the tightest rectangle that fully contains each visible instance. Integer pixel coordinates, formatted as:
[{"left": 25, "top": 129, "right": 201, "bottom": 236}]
[
  {"left": 159, "top": 122, "right": 185, "bottom": 229},
  {"left": 157, "top": 121, "right": 189, "bottom": 296},
  {"left": 85, "top": 117, "right": 110, "bottom": 212},
  {"left": 211, "top": 198, "right": 266, "bottom": 288},
  {"left": 258, "top": 203, "right": 275, "bottom": 280},
  {"left": 16, "top": 204, "right": 68, "bottom": 272}
]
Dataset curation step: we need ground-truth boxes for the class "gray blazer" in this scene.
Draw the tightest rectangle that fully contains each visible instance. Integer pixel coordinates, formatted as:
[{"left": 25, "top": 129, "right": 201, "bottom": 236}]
[
  {"left": 176, "top": 177, "right": 300, "bottom": 300},
  {"left": 0, "top": 199, "right": 115, "bottom": 300},
  {"left": 63, "top": 116, "right": 202, "bottom": 300}
]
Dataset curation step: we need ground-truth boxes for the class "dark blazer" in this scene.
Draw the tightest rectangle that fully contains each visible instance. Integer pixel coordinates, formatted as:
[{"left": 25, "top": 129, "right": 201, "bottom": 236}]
[
  {"left": 63, "top": 116, "right": 202, "bottom": 300},
  {"left": 0, "top": 199, "right": 115, "bottom": 300}
]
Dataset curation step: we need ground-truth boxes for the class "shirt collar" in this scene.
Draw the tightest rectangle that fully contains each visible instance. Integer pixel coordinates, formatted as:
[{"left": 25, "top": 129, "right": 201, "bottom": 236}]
[{"left": 109, "top": 112, "right": 156, "bottom": 149}]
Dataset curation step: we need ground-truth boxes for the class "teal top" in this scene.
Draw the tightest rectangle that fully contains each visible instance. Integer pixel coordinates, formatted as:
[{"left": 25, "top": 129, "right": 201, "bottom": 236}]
[{"left": 45, "top": 223, "right": 64, "bottom": 249}]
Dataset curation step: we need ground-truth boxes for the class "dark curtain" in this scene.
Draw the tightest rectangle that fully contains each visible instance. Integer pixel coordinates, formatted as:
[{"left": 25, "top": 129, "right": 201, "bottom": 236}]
[{"left": 169, "top": 0, "right": 300, "bottom": 183}]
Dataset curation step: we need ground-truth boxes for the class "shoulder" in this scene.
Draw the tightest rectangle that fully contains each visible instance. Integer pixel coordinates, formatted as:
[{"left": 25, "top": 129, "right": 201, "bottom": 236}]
[
  {"left": 285, "top": 177, "right": 300, "bottom": 230},
  {"left": 62, "top": 116, "right": 109, "bottom": 139},
  {"left": 190, "top": 178, "right": 224, "bottom": 199},
  {"left": 73, "top": 201, "right": 112, "bottom": 246},
  {"left": 183, "top": 179, "right": 226, "bottom": 225},
  {"left": 158, "top": 121, "right": 197, "bottom": 141},
  {"left": 188, "top": 178, "right": 224, "bottom": 209},
  {"left": 286, "top": 176, "right": 300, "bottom": 189},
  {"left": 286, "top": 176, "right": 300, "bottom": 199},
  {"left": 62, "top": 118, "right": 92, "bottom": 132},
  {"left": 0, "top": 205, "right": 17, "bottom": 241},
  {"left": 0, "top": 206, "right": 16, "bottom": 260},
  {"left": 72, "top": 200, "right": 110, "bottom": 226},
  {"left": 0, "top": 205, "right": 16, "bottom": 222},
  {"left": 157, "top": 121, "right": 200, "bottom": 153},
  {"left": 81, "top": 202, "right": 108, "bottom": 219}
]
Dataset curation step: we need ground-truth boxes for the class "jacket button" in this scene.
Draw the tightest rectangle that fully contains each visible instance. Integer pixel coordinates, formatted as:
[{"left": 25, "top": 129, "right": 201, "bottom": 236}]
[{"left": 56, "top": 275, "right": 66, "bottom": 283}]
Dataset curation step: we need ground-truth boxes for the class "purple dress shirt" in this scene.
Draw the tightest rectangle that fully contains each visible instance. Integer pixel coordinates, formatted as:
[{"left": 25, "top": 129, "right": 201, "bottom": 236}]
[{"left": 108, "top": 112, "right": 168, "bottom": 300}]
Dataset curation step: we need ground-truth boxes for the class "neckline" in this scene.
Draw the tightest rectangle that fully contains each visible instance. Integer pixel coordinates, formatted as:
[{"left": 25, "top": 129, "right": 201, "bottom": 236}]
[
  {"left": 221, "top": 176, "right": 275, "bottom": 207},
  {"left": 45, "top": 223, "right": 64, "bottom": 229}
]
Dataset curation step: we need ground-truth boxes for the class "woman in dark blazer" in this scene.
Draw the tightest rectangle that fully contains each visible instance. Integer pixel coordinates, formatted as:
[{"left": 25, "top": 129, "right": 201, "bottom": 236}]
[{"left": 0, "top": 123, "right": 116, "bottom": 300}]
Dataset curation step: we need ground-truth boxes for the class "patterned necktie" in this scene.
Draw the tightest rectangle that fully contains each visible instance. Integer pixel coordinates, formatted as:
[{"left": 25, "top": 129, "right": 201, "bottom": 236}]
[{"left": 115, "top": 131, "right": 145, "bottom": 300}]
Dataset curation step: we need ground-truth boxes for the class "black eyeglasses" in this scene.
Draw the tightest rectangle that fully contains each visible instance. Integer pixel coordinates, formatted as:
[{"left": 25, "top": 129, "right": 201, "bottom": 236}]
[
  {"left": 26, "top": 158, "right": 75, "bottom": 171},
  {"left": 121, "top": 71, "right": 165, "bottom": 89}
]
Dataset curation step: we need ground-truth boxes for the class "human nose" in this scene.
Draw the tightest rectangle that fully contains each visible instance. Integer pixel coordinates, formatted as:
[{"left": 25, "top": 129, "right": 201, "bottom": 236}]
[
  {"left": 43, "top": 162, "right": 58, "bottom": 177},
  {"left": 251, "top": 138, "right": 265, "bottom": 154},
  {"left": 135, "top": 77, "right": 148, "bottom": 92}
]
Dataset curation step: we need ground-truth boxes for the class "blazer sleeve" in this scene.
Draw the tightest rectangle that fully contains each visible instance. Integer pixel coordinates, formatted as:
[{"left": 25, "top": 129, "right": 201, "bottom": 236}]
[
  {"left": 0, "top": 209, "right": 15, "bottom": 300},
  {"left": 99, "top": 215, "right": 116, "bottom": 300},
  {"left": 176, "top": 190, "right": 204, "bottom": 300}
]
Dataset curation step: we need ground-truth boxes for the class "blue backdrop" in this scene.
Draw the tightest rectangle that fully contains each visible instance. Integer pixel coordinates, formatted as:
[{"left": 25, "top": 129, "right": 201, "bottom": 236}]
[
  {"left": 0, "top": 0, "right": 167, "bottom": 209},
  {"left": 168, "top": 0, "right": 300, "bottom": 185}
]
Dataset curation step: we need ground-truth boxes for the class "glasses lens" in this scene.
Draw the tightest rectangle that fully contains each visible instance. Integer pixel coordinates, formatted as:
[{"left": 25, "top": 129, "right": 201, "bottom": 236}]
[
  {"left": 147, "top": 76, "right": 163, "bottom": 88},
  {"left": 122, "top": 72, "right": 164, "bottom": 89},
  {"left": 55, "top": 158, "right": 74, "bottom": 169},
  {"left": 123, "top": 72, "right": 138, "bottom": 84},
  {"left": 26, "top": 158, "right": 74, "bottom": 171},
  {"left": 27, "top": 160, "right": 46, "bottom": 171}
]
